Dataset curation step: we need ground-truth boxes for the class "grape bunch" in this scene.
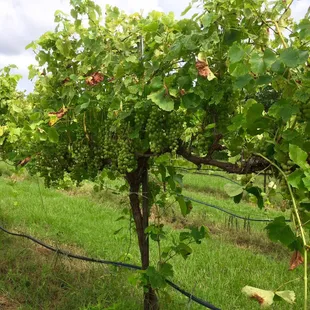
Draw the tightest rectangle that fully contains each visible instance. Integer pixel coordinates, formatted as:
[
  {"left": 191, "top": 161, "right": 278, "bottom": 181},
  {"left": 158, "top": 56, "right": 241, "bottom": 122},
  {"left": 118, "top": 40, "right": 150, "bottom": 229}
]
[{"left": 145, "top": 105, "right": 184, "bottom": 154}]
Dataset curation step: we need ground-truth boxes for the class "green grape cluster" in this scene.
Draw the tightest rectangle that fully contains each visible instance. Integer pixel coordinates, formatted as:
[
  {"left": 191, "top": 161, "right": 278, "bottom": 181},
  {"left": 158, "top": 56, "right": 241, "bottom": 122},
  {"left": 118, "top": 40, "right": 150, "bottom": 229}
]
[
  {"left": 145, "top": 105, "right": 184, "bottom": 154},
  {"left": 116, "top": 138, "right": 137, "bottom": 173},
  {"left": 32, "top": 141, "right": 69, "bottom": 187},
  {"left": 134, "top": 108, "right": 148, "bottom": 133},
  {"left": 196, "top": 134, "right": 212, "bottom": 154}
]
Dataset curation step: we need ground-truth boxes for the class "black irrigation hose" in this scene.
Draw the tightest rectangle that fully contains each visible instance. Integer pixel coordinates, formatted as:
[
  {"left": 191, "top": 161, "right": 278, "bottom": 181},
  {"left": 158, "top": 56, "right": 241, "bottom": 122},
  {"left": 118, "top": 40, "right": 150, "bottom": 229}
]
[
  {"left": 0, "top": 225, "right": 220, "bottom": 310},
  {"left": 182, "top": 195, "right": 291, "bottom": 223}
]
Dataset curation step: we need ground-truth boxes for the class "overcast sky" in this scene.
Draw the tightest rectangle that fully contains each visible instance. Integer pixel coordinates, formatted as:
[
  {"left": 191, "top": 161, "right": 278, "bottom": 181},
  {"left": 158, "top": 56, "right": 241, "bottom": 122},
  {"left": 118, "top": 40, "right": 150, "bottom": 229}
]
[{"left": 0, "top": 0, "right": 309, "bottom": 92}]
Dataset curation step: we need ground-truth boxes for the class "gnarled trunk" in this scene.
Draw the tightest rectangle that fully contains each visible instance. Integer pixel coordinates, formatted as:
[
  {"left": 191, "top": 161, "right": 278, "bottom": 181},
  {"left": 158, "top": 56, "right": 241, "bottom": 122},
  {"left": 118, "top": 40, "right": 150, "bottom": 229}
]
[{"left": 126, "top": 158, "right": 159, "bottom": 310}]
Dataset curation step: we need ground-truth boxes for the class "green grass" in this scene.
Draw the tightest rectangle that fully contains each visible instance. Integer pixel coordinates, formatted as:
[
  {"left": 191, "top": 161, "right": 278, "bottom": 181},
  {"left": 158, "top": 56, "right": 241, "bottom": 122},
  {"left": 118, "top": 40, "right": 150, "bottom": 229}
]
[
  {"left": 181, "top": 172, "right": 290, "bottom": 229},
  {"left": 0, "top": 173, "right": 305, "bottom": 309}
]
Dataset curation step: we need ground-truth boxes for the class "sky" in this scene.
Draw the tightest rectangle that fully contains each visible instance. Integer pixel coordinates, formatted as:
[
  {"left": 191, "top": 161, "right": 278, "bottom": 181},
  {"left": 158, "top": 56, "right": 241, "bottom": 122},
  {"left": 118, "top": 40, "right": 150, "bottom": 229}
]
[{"left": 0, "top": 0, "right": 309, "bottom": 92}]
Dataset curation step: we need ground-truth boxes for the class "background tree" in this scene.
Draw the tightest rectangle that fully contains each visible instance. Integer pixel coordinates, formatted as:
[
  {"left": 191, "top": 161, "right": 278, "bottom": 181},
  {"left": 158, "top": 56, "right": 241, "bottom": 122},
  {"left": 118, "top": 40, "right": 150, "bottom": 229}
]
[{"left": 1, "top": 0, "right": 310, "bottom": 309}]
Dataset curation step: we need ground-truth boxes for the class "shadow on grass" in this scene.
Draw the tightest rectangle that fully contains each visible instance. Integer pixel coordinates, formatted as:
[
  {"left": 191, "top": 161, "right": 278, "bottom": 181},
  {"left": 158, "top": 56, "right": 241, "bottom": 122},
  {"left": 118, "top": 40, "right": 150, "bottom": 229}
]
[{"left": 0, "top": 233, "right": 143, "bottom": 310}]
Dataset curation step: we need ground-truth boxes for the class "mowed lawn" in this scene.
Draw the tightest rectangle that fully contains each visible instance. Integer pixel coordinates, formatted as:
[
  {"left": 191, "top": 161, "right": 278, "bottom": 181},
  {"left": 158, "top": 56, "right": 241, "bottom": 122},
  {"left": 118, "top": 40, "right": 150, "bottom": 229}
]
[{"left": 0, "top": 166, "right": 304, "bottom": 309}]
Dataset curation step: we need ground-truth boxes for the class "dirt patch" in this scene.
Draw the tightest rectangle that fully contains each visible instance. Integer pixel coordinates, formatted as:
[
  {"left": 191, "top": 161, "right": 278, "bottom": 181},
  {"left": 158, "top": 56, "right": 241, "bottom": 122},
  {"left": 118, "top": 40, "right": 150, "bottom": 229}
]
[{"left": 0, "top": 295, "right": 19, "bottom": 310}]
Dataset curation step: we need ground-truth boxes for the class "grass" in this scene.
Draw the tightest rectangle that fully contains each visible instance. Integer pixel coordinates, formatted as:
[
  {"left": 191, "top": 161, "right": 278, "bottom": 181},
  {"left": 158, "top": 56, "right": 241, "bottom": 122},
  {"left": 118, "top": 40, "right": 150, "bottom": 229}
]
[
  {"left": 181, "top": 171, "right": 291, "bottom": 229},
  {"left": 0, "top": 169, "right": 305, "bottom": 309}
]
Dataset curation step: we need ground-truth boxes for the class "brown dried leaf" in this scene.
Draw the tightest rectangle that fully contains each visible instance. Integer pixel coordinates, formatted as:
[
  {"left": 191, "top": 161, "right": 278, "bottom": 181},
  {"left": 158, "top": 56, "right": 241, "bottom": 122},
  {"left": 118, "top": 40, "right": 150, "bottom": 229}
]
[
  {"left": 242, "top": 285, "right": 274, "bottom": 308},
  {"left": 48, "top": 107, "right": 68, "bottom": 119},
  {"left": 62, "top": 77, "right": 70, "bottom": 84},
  {"left": 195, "top": 60, "right": 214, "bottom": 79},
  {"left": 289, "top": 251, "right": 303, "bottom": 270},
  {"left": 86, "top": 72, "right": 104, "bottom": 86},
  {"left": 18, "top": 157, "right": 31, "bottom": 167},
  {"left": 180, "top": 89, "right": 186, "bottom": 96}
]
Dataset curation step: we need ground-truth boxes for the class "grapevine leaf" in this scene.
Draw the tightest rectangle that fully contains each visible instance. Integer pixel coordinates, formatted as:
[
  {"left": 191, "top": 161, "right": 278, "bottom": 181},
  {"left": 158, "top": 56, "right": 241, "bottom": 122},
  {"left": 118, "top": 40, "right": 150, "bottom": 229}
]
[
  {"left": 287, "top": 169, "right": 304, "bottom": 188},
  {"left": 234, "top": 74, "right": 252, "bottom": 88},
  {"left": 246, "top": 186, "right": 264, "bottom": 209},
  {"left": 146, "top": 266, "right": 166, "bottom": 289},
  {"left": 176, "top": 196, "right": 191, "bottom": 216},
  {"left": 230, "top": 63, "right": 249, "bottom": 77},
  {"left": 175, "top": 242, "right": 192, "bottom": 259},
  {"left": 274, "top": 291, "right": 296, "bottom": 304},
  {"left": 268, "top": 100, "right": 299, "bottom": 122},
  {"left": 181, "top": 4, "right": 192, "bottom": 16},
  {"left": 158, "top": 262, "right": 174, "bottom": 278},
  {"left": 224, "top": 183, "right": 244, "bottom": 197},
  {"left": 271, "top": 59, "right": 285, "bottom": 73},
  {"left": 12, "top": 104, "right": 22, "bottom": 113},
  {"left": 279, "top": 47, "right": 300, "bottom": 68},
  {"left": 265, "top": 217, "right": 296, "bottom": 246},
  {"left": 182, "top": 93, "right": 200, "bottom": 109},
  {"left": 242, "top": 286, "right": 274, "bottom": 308},
  {"left": 201, "top": 13, "right": 217, "bottom": 28},
  {"left": 303, "top": 175, "right": 310, "bottom": 191},
  {"left": 150, "top": 76, "right": 163, "bottom": 91},
  {"left": 47, "top": 127, "right": 59, "bottom": 143},
  {"left": 249, "top": 52, "right": 266, "bottom": 74},
  {"left": 289, "top": 250, "right": 304, "bottom": 270},
  {"left": 233, "top": 192, "right": 243, "bottom": 203},
  {"left": 147, "top": 90, "right": 174, "bottom": 111},
  {"left": 263, "top": 48, "right": 277, "bottom": 67},
  {"left": 228, "top": 44, "right": 245, "bottom": 64},
  {"left": 289, "top": 144, "right": 309, "bottom": 170},
  {"left": 0, "top": 126, "right": 6, "bottom": 137}
]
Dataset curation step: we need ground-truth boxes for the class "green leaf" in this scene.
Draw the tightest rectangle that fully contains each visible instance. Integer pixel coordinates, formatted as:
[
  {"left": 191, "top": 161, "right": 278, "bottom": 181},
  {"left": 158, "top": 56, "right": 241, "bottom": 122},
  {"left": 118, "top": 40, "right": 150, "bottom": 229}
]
[
  {"left": 230, "top": 63, "right": 249, "bottom": 77},
  {"left": 147, "top": 90, "right": 174, "bottom": 111},
  {"left": 25, "top": 41, "right": 37, "bottom": 50},
  {"left": 263, "top": 48, "right": 277, "bottom": 67},
  {"left": 265, "top": 217, "right": 296, "bottom": 246},
  {"left": 280, "top": 47, "right": 300, "bottom": 68},
  {"left": 146, "top": 266, "right": 166, "bottom": 289},
  {"left": 268, "top": 100, "right": 299, "bottom": 122},
  {"left": 275, "top": 291, "right": 295, "bottom": 305},
  {"left": 181, "top": 93, "right": 201, "bottom": 109},
  {"left": 233, "top": 192, "right": 243, "bottom": 203},
  {"left": 242, "top": 286, "right": 274, "bottom": 307},
  {"left": 150, "top": 76, "right": 163, "bottom": 91},
  {"left": 201, "top": 13, "right": 217, "bottom": 28},
  {"left": 250, "top": 52, "right": 266, "bottom": 74},
  {"left": 159, "top": 262, "right": 174, "bottom": 278},
  {"left": 47, "top": 127, "right": 59, "bottom": 143},
  {"left": 181, "top": 4, "right": 192, "bottom": 16},
  {"left": 175, "top": 242, "right": 192, "bottom": 260},
  {"left": 56, "top": 39, "right": 71, "bottom": 56},
  {"left": 234, "top": 74, "right": 253, "bottom": 88},
  {"left": 246, "top": 186, "right": 264, "bottom": 209},
  {"left": 224, "top": 183, "right": 244, "bottom": 197},
  {"left": 0, "top": 126, "right": 6, "bottom": 137},
  {"left": 246, "top": 102, "right": 264, "bottom": 130},
  {"left": 12, "top": 104, "right": 22, "bottom": 113},
  {"left": 289, "top": 144, "right": 309, "bottom": 170},
  {"left": 176, "top": 196, "right": 191, "bottom": 216},
  {"left": 190, "top": 226, "right": 207, "bottom": 243},
  {"left": 271, "top": 60, "right": 285, "bottom": 73},
  {"left": 303, "top": 175, "right": 310, "bottom": 191},
  {"left": 228, "top": 44, "right": 245, "bottom": 64},
  {"left": 287, "top": 169, "right": 304, "bottom": 188}
]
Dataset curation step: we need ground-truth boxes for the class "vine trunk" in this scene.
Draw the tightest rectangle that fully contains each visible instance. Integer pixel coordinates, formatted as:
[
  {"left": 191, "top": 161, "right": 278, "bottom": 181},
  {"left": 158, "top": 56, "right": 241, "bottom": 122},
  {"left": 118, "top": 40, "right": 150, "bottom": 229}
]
[{"left": 126, "top": 159, "right": 159, "bottom": 310}]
